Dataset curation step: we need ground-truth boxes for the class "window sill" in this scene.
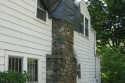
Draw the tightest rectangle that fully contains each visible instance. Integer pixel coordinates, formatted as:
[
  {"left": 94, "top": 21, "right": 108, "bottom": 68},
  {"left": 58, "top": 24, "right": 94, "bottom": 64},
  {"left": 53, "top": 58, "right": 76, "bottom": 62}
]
[
  {"left": 34, "top": 17, "right": 49, "bottom": 26},
  {"left": 78, "top": 33, "right": 89, "bottom": 40}
]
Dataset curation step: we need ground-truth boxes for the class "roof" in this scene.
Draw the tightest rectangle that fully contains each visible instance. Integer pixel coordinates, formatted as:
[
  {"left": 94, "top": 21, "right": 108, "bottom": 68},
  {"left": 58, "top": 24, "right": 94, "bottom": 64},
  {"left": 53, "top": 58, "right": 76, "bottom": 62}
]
[
  {"left": 42, "top": 0, "right": 87, "bottom": 32},
  {"left": 50, "top": 0, "right": 78, "bottom": 23}
]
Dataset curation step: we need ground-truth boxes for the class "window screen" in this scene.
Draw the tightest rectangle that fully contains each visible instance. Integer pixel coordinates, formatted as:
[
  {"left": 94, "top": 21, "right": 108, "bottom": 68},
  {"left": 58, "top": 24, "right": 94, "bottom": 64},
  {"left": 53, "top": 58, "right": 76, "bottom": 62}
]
[
  {"left": 85, "top": 18, "right": 89, "bottom": 37},
  {"left": 9, "top": 57, "right": 22, "bottom": 73},
  {"left": 80, "top": 15, "right": 84, "bottom": 34},
  {"left": 37, "top": 0, "right": 46, "bottom": 22},
  {"left": 27, "top": 59, "right": 38, "bottom": 83}
]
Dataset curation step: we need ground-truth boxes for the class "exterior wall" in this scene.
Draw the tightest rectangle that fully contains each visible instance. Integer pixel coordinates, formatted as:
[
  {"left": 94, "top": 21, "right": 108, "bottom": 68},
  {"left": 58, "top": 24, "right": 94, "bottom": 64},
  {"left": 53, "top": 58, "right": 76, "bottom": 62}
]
[
  {"left": 74, "top": 29, "right": 96, "bottom": 83},
  {"left": 0, "top": 0, "right": 52, "bottom": 83},
  {"left": 96, "top": 57, "right": 101, "bottom": 83},
  {"left": 74, "top": 1, "right": 100, "bottom": 83},
  {"left": 0, "top": 0, "right": 100, "bottom": 83},
  {"left": 0, "top": 49, "right": 5, "bottom": 72}
]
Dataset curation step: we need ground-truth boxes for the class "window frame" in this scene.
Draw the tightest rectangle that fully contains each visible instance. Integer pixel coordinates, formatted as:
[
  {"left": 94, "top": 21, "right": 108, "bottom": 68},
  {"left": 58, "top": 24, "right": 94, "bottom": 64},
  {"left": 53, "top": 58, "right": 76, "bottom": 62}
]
[
  {"left": 80, "top": 14, "right": 89, "bottom": 38},
  {"left": 8, "top": 56, "right": 23, "bottom": 73},
  {"left": 85, "top": 17, "right": 89, "bottom": 37},
  {"left": 77, "top": 64, "right": 81, "bottom": 79},
  {"left": 35, "top": 0, "right": 48, "bottom": 24},
  {"left": 27, "top": 58, "right": 38, "bottom": 83},
  {"left": 80, "top": 15, "right": 84, "bottom": 34},
  {"left": 5, "top": 51, "right": 42, "bottom": 83}
]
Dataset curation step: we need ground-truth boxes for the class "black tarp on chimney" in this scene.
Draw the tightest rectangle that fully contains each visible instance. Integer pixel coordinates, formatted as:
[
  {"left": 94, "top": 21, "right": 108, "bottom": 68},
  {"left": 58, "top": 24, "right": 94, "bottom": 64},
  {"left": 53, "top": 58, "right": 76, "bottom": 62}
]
[{"left": 42, "top": 0, "right": 83, "bottom": 33}]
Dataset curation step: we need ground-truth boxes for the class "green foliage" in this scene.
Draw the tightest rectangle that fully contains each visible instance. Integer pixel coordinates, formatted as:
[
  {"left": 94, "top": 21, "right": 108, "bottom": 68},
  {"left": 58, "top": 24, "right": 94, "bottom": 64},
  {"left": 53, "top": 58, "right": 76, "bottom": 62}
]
[
  {"left": 0, "top": 71, "right": 27, "bottom": 83},
  {"left": 104, "top": 0, "right": 125, "bottom": 47},
  {"left": 87, "top": 0, "right": 108, "bottom": 46},
  {"left": 87, "top": 0, "right": 125, "bottom": 47},
  {"left": 87, "top": 0, "right": 125, "bottom": 83},
  {"left": 98, "top": 47, "right": 125, "bottom": 83}
]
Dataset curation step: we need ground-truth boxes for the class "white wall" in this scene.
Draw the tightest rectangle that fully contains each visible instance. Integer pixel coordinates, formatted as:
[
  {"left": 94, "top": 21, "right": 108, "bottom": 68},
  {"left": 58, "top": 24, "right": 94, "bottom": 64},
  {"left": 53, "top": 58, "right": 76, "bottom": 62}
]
[
  {"left": 75, "top": 1, "right": 100, "bottom": 83},
  {"left": 74, "top": 29, "right": 96, "bottom": 83},
  {"left": 0, "top": 50, "right": 5, "bottom": 72},
  {"left": 96, "top": 57, "right": 101, "bottom": 83},
  {"left": 0, "top": 0, "right": 52, "bottom": 83},
  {"left": 0, "top": 0, "right": 100, "bottom": 83}
]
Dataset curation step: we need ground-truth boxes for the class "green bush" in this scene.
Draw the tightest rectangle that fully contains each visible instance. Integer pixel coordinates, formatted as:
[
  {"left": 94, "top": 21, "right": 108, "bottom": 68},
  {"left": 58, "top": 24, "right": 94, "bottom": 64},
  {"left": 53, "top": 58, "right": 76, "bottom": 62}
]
[
  {"left": 98, "top": 46, "right": 125, "bottom": 83},
  {"left": 0, "top": 71, "right": 27, "bottom": 83}
]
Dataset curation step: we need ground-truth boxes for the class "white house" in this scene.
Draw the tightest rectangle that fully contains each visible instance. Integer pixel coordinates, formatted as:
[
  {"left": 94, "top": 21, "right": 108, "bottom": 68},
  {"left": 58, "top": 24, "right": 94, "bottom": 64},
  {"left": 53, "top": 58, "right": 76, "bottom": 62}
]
[
  {"left": 74, "top": 1, "right": 101, "bottom": 83},
  {"left": 0, "top": 0, "right": 100, "bottom": 83}
]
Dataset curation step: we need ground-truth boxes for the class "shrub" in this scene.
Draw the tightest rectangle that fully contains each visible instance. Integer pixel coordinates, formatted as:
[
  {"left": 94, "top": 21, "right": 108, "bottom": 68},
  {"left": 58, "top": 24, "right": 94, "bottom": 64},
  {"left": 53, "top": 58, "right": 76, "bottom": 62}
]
[{"left": 0, "top": 71, "right": 27, "bottom": 83}]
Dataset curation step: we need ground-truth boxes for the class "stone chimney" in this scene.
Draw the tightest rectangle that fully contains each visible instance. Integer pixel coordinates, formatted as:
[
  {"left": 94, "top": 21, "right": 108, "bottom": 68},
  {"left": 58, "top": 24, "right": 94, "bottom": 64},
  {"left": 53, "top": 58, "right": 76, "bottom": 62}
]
[{"left": 46, "top": 19, "right": 77, "bottom": 83}]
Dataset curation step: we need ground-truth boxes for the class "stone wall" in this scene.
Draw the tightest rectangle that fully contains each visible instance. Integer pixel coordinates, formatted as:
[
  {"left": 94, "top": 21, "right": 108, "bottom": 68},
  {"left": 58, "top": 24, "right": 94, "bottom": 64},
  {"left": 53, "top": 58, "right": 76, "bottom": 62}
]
[{"left": 47, "top": 19, "right": 77, "bottom": 83}]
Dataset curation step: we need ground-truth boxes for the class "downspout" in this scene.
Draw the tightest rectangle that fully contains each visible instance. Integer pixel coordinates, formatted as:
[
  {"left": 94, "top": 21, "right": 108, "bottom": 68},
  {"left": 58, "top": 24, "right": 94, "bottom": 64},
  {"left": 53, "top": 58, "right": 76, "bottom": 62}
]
[{"left": 94, "top": 30, "right": 97, "bottom": 81}]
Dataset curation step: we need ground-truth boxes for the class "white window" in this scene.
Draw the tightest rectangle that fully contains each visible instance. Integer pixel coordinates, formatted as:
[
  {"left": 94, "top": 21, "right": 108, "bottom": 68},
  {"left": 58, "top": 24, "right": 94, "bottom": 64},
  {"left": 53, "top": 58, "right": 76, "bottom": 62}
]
[
  {"left": 80, "top": 15, "right": 89, "bottom": 37},
  {"left": 37, "top": 0, "right": 46, "bottom": 22},
  {"left": 5, "top": 51, "right": 42, "bottom": 83},
  {"left": 85, "top": 17, "right": 89, "bottom": 37},
  {"left": 8, "top": 57, "right": 22, "bottom": 73},
  {"left": 80, "top": 15, "right": 84, "bottom": 34},
  {"left": 27, "top": 59, "right": 38, "bottom": 83}
]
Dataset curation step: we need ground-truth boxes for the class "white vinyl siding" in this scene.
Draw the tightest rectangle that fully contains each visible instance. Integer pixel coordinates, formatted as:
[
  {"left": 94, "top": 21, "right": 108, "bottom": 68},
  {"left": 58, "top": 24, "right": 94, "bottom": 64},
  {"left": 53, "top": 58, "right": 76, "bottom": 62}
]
[
  {"left": 0, "top": 0, "right": 52, "bottom": 83},
  {"left": 0, "top": 0, "right": 52, "bottom": 56},
  {"left": 75, "top": 29, "right": 96, "bottom": 83},
  {"left": 0, "top": 50, "right": 5, "bottom": 72},
  {"left": 74, "top": 1, "right": 100, "bottom": 83},
  {"left": 96, "top": 57, "right": 101, "bottom": 83}
]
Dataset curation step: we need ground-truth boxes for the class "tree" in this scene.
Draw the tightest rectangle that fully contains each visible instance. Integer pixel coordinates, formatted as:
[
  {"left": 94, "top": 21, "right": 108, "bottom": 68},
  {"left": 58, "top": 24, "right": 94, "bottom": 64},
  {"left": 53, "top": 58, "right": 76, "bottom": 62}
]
[
  {"left": 87, "top": 0, "right": 109, "bottom": 46},
  {"left": 98, "top": 47, "right": 125, "bottom": 83},
  {"left": 87, "top": 0, "right": 125, "bottom": 47},
  {"left": 104, "top": 0, "right": 125, "bottom": 47},
  {"left": 87, "top": 0, "right": 125, "bottom": 83}
]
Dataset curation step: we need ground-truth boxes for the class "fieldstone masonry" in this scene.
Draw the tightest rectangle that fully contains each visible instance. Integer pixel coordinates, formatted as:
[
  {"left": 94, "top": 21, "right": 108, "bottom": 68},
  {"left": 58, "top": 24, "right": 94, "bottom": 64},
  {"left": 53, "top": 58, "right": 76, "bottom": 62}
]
[{"left": 47, "top": 19, "right": 77, "bottom": 83}]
